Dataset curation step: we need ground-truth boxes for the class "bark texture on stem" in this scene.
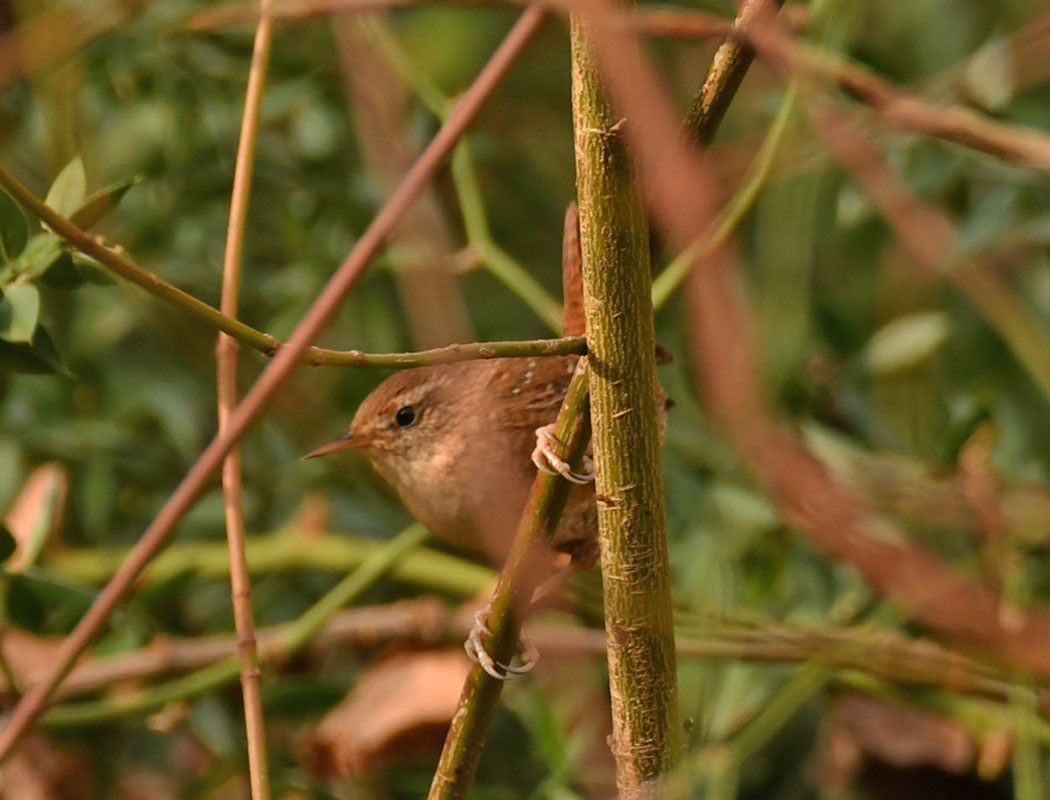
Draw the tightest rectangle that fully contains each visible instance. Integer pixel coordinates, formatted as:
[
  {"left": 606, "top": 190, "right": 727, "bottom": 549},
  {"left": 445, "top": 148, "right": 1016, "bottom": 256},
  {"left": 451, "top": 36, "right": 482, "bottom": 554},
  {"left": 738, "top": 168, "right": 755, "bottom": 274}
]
[
  {"left": 682, "top": 0, "right": 784, "bottom": 146},
  {"left": 570, "top": 16, "right": 682, "bottom": 795}
]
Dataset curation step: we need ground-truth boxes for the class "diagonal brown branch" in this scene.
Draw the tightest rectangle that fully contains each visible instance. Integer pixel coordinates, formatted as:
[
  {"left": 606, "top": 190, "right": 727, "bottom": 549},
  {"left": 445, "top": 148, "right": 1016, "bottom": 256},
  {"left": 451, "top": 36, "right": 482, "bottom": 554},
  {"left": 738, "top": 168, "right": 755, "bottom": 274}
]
[
  {"left": 0, "top": 6, "right": 547, "bottom": 761},
  {"left": 742, "top": 19, "right": 1050, "bottom": 176}
]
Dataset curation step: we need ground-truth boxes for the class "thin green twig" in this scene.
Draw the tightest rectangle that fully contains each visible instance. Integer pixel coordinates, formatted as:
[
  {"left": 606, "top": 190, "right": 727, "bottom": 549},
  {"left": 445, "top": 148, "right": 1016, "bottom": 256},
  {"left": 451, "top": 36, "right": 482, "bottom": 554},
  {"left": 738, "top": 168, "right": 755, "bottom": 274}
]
[
  {"left": 0, "top": 161, "right": 578, "bottom": 366},
  {"left": 40, "top": 525, "right": 427, "bottom": 728},
  {"left": 48, "top": 528, "right": 494, "bottom": 596}
]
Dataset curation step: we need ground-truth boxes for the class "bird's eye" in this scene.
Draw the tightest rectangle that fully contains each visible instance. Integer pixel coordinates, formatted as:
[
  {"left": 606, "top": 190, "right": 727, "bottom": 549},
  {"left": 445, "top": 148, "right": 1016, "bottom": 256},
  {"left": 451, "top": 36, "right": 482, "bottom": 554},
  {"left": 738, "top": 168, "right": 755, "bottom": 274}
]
[{"left": 394, "top": 405, "right": 417, "bottom": 427}]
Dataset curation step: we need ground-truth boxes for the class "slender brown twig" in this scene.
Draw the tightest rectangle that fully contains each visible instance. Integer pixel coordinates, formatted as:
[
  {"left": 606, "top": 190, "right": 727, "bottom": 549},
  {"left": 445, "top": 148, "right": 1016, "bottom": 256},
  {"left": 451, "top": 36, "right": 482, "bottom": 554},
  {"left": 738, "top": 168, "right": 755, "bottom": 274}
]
[
  {"left": 0, "top": 6, "right": 547, "bottom": 761},
  {"left": 187, "top": 0, "right": 748, "bottom": 38},
  {"left": 429, "top": 360, "right": 592, "bottom": 800},
  {"left": 216, "top": 0, "right": 275, "bottom": 796},
  {"left": 743, "top": 19, "right": 1050, "bottom": 177},
  {"left": 0, "top": 600, "right": 450, "bottom": 701}
]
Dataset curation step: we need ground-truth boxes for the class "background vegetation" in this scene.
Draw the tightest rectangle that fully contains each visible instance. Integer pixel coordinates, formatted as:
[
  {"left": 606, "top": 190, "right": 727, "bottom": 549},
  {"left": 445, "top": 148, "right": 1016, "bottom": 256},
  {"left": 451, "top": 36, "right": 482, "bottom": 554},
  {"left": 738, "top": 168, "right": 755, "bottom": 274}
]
[{"left": 2, "top": 0, "right": 1050, "bottom": 797}]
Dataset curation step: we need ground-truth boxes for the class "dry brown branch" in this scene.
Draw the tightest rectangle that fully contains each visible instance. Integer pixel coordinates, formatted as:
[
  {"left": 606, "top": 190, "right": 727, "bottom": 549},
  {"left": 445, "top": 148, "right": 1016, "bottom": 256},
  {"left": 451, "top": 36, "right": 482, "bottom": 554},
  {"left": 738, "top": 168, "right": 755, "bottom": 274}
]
[
  {"left": 11, "top": 606, "right": 1044, "bottom": 725},
  {"left": 0, "top": 7, "right": 547, "bottom": 760},
  {"left": 0, "top": 600, "right": 449, "bottom": 701},
  {"left": 744, "top": 22, "right": 1050, "bottom": 177},
  {"left": 187, "top": 0, "right": 784, "bottom": 40}
]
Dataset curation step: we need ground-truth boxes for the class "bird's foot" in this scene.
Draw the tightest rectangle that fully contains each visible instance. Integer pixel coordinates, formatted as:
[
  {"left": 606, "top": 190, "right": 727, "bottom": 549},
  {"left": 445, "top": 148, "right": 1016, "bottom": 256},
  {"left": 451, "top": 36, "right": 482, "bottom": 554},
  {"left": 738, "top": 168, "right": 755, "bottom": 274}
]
[
  {"left": 531, "top": 424, "right": 594, "bottom": 484},
  {"left": 464, "top": 608, "right": 539, "bottom": 680}
]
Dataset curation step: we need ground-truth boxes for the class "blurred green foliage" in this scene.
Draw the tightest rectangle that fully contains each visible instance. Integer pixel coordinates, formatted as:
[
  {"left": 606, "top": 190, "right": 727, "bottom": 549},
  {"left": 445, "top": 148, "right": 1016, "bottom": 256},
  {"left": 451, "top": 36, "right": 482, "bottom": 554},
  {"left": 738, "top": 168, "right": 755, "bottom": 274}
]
[{"left": 1, "top": 0, "right": 1050, "bottom": 796}]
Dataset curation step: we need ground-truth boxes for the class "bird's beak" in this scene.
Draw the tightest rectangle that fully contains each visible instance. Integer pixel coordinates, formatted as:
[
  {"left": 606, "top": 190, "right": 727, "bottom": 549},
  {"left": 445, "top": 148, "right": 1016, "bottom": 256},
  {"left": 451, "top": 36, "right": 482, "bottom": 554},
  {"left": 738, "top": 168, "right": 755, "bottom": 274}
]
[{"left": 303, "top": 431, "right": 368, "bottom": 460}]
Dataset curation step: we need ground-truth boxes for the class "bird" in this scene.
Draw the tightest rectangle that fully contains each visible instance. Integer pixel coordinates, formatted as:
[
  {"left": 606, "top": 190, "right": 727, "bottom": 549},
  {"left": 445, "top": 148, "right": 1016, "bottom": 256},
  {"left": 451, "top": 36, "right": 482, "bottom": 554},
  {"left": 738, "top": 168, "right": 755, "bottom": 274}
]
[
  {"left": 305, "top": 204, "right": 667, "bottom": 677},
  {"left": 304, "top": 352, "right": 599, "bottom": 570}
]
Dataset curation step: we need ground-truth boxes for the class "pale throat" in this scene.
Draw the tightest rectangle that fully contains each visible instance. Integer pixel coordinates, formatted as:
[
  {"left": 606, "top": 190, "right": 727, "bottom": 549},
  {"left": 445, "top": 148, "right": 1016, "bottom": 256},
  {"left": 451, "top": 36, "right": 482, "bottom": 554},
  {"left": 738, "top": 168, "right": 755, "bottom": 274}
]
[{"left": 373, "top": 431, "right": 474, "bottom": 543}]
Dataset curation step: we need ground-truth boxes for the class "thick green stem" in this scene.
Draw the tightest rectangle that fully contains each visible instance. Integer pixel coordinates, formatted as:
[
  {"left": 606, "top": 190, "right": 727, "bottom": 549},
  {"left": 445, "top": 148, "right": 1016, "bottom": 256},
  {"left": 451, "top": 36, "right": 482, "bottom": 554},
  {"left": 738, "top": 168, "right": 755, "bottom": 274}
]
[{"left": 571, "top": 16, "right": 682, "bottom": 795}]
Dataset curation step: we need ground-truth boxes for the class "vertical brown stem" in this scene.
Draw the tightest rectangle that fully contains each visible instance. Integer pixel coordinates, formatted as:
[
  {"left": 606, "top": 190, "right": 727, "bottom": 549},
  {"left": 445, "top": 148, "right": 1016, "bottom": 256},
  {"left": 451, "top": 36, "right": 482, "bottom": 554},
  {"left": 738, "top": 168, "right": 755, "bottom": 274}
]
[{"left": 216, "top": 1, "right": 274, "bottom": 797}]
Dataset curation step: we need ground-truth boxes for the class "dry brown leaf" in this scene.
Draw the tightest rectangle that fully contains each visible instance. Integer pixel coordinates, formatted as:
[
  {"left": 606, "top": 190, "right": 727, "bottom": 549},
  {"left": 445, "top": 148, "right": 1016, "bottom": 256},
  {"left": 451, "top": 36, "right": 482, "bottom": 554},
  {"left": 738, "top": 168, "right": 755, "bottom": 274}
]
[
  {"left": 977, "top": 728, "right": 1012, "bottom": 780},
  {"left": 116, "top": 770, "right": 181, "bottom": 800},
  {"left": 302, "top": 649, "right": 470, "bottom": 777},
  {"left": 0, "top": 628, "right": 63, "bottom": 694},
  {"left": 817, "top": 693, "right": 976, "bottom": 792},
  {"left": 290, "top": 492, "right": 330, "bottom": 539},
  {"left": 0, "top": 734, "right": 92, "bottom": 800},
  {"left": 4, "top": 462, "right": 68, "bottom": 572}
]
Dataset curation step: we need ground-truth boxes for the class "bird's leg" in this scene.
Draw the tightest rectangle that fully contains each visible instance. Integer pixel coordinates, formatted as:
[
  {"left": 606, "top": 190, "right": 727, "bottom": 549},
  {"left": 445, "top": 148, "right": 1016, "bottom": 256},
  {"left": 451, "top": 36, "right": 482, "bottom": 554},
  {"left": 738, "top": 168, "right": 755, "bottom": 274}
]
[
  {"left": 465, "top": 544, "right": 594, "bottom": 680},
  {"left": 464, "top": 607, "right": 538, "bottom": 680},
  {"left": 531, "top": 423, "right": 594, "bottom": 484}
]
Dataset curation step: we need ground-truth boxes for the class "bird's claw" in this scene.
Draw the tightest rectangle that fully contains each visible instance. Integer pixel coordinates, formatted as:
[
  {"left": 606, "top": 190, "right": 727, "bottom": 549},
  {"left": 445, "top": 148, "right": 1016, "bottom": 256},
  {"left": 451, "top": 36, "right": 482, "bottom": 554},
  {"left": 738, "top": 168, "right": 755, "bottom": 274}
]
[
  {"left": 464, "top": 610, "right": 539, "bottom": 680},
  {"left": 531, "top": 424, "right": 594, "bottom": 484}
]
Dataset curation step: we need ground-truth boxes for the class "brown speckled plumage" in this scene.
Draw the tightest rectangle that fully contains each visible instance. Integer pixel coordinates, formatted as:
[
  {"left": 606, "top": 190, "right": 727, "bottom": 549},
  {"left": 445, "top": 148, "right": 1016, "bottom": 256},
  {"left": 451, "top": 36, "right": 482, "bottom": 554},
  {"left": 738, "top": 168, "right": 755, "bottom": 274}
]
[{"left": 345, "top": 355, "right": 598, "bottom": 565}]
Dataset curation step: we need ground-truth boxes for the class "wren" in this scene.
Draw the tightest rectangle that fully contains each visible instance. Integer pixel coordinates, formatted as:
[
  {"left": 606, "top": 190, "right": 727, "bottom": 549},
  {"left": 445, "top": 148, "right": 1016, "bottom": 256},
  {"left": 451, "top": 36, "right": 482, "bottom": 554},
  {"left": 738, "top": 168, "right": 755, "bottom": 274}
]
[
  {"left": 305, "top": 205, "right": 665, "bottom": 678},
  {"left": 305, "top": 353, "right": 599, "bottom": 568}
]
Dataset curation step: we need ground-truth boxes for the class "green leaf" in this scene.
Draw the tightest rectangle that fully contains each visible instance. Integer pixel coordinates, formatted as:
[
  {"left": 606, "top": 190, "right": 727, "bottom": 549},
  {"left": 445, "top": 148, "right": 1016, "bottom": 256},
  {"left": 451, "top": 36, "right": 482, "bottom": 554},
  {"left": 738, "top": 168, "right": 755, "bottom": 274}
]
[
  {"left": 10, "top": 234, "right": 68, "bottom": 282},
  {"left": 0, "top": 524, "right": 16, "bottom": 563},
  {"left": 5, "top": 573, "right": 43, "bottom": 630},
  {"left": 261, "top": 678, "right": 344, "bottom": 716},
  {"left": 37, "top": 252, "right": 79, "bottom": 287},
  {"left": 70, "top": 175, "right": 141, "bottom": 230},
  {"left": 44, "top": 155, "right": 86, "bottom": 218},
  {"left": 5, "top": 568, "right": 94, "bottom": 633},
  {"left": 69, "top": 251, "right": 114, "bottom": 285},
  {"left": 865, "top": 311, "right": 951, "bottom": 375},
  {"left": 0, "top": 325, "right": 66, "bottom": 375},
  {"left": 0, "top": 189, "right": 28, "bottom": 262},
  {"left": 0, "top": 283, "right": 40, "bottom": 343},
  {"left": 964, "top": 36, "right": 1015, "bottom": 112}
]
